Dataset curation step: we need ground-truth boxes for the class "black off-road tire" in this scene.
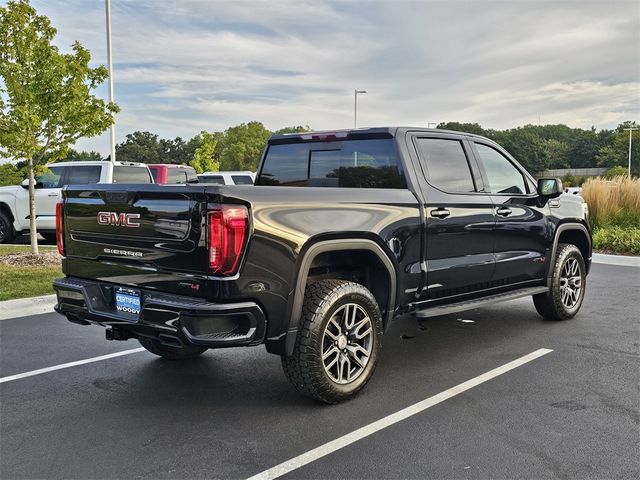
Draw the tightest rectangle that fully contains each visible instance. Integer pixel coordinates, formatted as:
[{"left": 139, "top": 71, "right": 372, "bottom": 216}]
[
  {"left": 533, "top": 243, "right": 586, "bottom": 320},
  {"left": 282, "top": 279, "right": 384, "bottom": 404},
  {"left": 0, "top": 211, "right": 15, "bottom": 244},
  {"left": 138, "top": 337, "right": 207, "bottom": 360}
]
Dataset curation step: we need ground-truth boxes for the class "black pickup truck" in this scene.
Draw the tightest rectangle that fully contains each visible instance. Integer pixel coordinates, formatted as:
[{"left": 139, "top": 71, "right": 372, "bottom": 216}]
[{"left": 53, "top": 127, "right": 591, "bottom": 403}]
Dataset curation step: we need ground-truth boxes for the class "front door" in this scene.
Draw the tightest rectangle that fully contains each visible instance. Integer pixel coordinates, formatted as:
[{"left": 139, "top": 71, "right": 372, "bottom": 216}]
[
  {"left": 471, "top": 141, "right": 549, "bottom": 285},
  {"left": 413, "top": 135, "right": 495, "bottom": 300}
]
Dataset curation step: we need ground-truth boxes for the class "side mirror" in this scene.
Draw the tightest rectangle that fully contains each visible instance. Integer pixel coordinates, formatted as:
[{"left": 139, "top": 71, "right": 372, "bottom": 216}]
[
  {"left": 537, "top": 178, "right": 563, "bottom": 198},
  {"left": 20, "top": 179, "right": 43, "bottom": 189}
]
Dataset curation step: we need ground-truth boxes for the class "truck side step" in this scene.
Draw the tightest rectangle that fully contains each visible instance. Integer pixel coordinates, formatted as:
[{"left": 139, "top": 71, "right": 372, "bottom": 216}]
[{"left": 412, "top": 286, "right": 549, "bottom": 318}]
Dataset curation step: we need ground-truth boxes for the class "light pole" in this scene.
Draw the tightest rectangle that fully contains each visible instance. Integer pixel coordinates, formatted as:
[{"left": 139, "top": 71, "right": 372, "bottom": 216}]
[
  {"left": 105, "top": 0, "right": 116, "bottom": 162},
  {"left": 354, "top": 90, "right": 367, "bottom": 128},
  {"left": 625, "top": 127, "right": 638, "bottom": 177}
]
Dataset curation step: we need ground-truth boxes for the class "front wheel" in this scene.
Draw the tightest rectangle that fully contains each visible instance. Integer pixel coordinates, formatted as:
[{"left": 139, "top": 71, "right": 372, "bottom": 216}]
[
  {"left": 533, "top": 243, "right": 586, "bottom": 320},
  {"left": 282, "top": 279, "right": 383, "bottom": 404},
  {"left": 138, "top": 337, "right": 207, "bottom": 360}
]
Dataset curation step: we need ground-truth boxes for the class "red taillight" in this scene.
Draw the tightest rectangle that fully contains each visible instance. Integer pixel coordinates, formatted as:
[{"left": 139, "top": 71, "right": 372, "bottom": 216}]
[
  {"left": 207, "top": 205, "right": 249, "bottom": 275},
  {"left": 55, "top": 202, "right": 65, "bottom": 256}
]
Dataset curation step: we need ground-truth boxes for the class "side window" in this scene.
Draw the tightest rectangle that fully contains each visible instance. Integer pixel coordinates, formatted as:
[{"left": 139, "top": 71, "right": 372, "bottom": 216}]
[
  {"left": 415, "top": 138, "right": 476, "bottom": 193},
  {"left": 113, "top": 167, "right": 152, "bottom": 184},
  {"left": 475, "top": 143, "right": 527, "bottom": 195},
  {"left": 37, "top": 166, "right": 65, "bottom": 188},
  {"left": 199, "top": 175, "right": 224, "bottom": 184},
  {"left": 64, "top": 165, "right": 102, "bottom": 185},
  {"left": 167, "top": 169, "right": 188, "bottom": 184},
  {"left": 231, "top": 175, "right": 254, "bottom": 185}
]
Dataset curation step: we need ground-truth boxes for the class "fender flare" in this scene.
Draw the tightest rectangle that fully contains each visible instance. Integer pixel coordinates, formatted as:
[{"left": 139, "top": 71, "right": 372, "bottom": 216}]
[
  {"left": 284, "top": 238, "right": 397, "bottom": 356},
  {"left": 548, "top": 222, "right": 592, "bottom": 286}
]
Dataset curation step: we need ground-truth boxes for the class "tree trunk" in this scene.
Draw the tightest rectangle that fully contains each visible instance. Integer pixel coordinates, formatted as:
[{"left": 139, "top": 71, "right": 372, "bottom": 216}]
[{"left": 28, "top": 157, "right": 39, "bottom": 255}]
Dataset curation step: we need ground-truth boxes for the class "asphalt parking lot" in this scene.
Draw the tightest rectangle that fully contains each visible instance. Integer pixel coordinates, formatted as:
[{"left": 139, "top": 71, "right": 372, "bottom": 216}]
[{"left": 1, "top": 262, "right": 638, "bottom": 480}]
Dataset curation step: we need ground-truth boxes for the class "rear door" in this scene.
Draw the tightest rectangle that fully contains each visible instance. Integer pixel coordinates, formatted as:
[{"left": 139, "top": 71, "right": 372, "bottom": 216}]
[{"left": 412, "top": 134, "right": 495, "bottom": 300}]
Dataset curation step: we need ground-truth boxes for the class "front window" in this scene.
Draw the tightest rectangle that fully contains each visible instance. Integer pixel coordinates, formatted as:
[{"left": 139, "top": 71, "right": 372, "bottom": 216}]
[{"left": 475, "top": 143, "right": 527, "bottom": 194}]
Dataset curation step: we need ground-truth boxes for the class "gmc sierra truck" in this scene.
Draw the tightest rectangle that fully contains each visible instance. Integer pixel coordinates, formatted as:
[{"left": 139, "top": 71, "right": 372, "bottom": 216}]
[{"left": 53, "top": 127, "right": 591, "bottom": 403}]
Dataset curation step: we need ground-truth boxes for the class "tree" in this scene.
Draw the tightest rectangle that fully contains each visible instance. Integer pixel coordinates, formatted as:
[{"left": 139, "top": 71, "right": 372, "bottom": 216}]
[
  {"left": 544, "top": 139, "right": 569, "bottom": 168},
  {"left": 219, "top": 121, "right": 272, "bottom": 171},
  {"left": 0, "top": 0, "right": 118, "bottom": 253},
  {"left": 190, "top": 131, "right": 219, "bottom": 173},
  {"left": 115, "top": 131, "right": 163, "bottom": 163},
  {"left": 64, "top": 148, "right": 102, "bottom": 161},
  {"left": 597, "top": 122, "right": 640, "bottom": 175},
  {"left": 0, "top": 162, "right": 23, "bottom": 185},
  {"left": 437, "top": 122, "right": 485, "bottom": 136},
  {"left": 275, "top": 125, "right": 311, "bottom": 134}
]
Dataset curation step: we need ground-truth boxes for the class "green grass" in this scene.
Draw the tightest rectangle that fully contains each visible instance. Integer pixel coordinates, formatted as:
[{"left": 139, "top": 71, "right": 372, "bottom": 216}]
[
  {"left": 592, "top": 226, "right": 640, "bottom": 256},
  {"left": 0, "top": 245, "right": 61, "bottom": 301},
  {"left": 0, "top": 264, "right": 62, "bottom": 301}
]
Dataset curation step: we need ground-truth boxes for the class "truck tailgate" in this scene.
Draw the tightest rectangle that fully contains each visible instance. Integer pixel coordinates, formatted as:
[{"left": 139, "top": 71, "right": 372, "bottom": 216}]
[{"left": 62, "top": 184, "right": 208, "bottom": 274}]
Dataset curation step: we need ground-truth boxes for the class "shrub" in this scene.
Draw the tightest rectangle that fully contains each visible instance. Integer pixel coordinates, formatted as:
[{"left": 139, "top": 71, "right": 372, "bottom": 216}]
[
  {"left": 581, "top": 176, "right": 640, "bottom": 229},
  {"left": 605, "top": 165, "right": 628, "bottom": 178},
  {"left": 592, "top": 227, "right": 640, "bottom": 255},
  {"left": 561, "top": 172, "right": 576, "bottom": 187}
]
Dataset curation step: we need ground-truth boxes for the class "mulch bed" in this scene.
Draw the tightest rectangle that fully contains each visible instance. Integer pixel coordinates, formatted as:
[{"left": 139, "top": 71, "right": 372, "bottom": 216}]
[{"left": 0, "top": 251, "right": 61, "bottom": 267}]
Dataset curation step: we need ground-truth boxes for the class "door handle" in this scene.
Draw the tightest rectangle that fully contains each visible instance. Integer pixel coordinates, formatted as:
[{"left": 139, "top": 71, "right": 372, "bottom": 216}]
[
  {"left": 47, "top": 192, "right": 58, "bottom": 197},
  {"left": 496, "top": 207, "right": 512, "bottom": 217},
  {"left": 430, "top": 208, "right": 450, "bottom": 219}
]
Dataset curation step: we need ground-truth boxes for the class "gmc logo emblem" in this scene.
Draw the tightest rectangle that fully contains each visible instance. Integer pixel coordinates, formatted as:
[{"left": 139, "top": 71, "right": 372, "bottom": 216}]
[{"left": 97, "top": 211, "right": 141, "bottom": 228}]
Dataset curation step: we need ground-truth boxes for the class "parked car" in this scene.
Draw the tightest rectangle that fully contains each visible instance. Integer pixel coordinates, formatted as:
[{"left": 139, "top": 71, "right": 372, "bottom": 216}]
[
  {"left": 0, "top": 160, "right": 152, "bottom": 243},
  {"left": 53, "top": 127, "right": 591, "bottom": 403},
  {"left": 197, "top": 171, "right": 255, "bottom": 185},
  {"left": 148, "top": 164, "right": 197, "bottom": 184}
]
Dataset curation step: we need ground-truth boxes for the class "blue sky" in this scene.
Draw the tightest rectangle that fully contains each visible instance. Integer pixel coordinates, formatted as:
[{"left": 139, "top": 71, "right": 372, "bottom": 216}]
[{"left": 27, "top": 0, "right": 640, "bottom": 155}]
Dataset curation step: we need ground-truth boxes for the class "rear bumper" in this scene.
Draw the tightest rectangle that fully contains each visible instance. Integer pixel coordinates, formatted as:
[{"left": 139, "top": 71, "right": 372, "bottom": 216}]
[{"left": 53, "top": 277, "right": 266, "bottom": 348}]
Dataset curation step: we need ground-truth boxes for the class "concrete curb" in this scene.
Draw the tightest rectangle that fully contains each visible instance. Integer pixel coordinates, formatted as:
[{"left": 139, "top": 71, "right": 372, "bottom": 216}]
[
  {"left": 0, "top": 294, "right": 57, "bottom": 321},
  {"left": 592, "top": 253, "right": 640, "bottom": 268}
]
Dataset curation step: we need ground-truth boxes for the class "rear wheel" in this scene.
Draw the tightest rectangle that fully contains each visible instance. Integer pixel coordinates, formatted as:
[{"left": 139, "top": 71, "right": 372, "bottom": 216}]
[
  {"left": 0, "top": 212, "right": 15, "bottom": 244},
  {"left": 138, "top": 337, "right": 207, "bottom": 360},
  {"left": 282, "top": 279, "right": 383, "bottom": 404},
  {"left": 533, "top": 243, "right": 586, "bottom": 320}
]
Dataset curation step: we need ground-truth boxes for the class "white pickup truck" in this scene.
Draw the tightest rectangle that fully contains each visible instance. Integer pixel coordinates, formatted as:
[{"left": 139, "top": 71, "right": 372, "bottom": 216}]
[{"left": 0, "top": 160, "right": 152, "bottom": 243}]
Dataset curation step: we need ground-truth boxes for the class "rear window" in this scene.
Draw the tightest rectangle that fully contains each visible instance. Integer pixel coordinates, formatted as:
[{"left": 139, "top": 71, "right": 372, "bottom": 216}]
[
  {"left": 257, "top": 139, "right": 405, "bottom": 188},
  {"left": 232, "top": 175, "right": 254, "bottom": 185},
  {"left": 167, "top": 169, "right": 188, "bottom": 184},
  {"left": 113, "top": 166, "right": 152, "bottom": 184},
  {"left": 198, "top": 175, "right": 225, "bottom": 185}
]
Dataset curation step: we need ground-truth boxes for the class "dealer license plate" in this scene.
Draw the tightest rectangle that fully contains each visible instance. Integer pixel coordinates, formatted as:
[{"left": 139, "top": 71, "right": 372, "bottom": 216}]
[{"left": 114, "top": 287, "right": 141, "bottom": 317}]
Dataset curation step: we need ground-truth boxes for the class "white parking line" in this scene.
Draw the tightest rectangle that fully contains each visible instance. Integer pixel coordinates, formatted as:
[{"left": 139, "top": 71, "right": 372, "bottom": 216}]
[
  {"left": 246, "top": 348, "right": 553, "bottom": 480},
  {"left": 0, "top": 348, "right": 146, "bottom": 384}
]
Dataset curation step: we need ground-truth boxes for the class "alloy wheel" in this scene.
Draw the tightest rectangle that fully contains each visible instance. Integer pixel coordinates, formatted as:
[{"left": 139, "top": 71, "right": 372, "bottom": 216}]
[
  {"left": 321, "top": 303, "right": 373, "bottom": 384},
  {"left": 559, "top": 257, "right": 582, "bottom": 309}
]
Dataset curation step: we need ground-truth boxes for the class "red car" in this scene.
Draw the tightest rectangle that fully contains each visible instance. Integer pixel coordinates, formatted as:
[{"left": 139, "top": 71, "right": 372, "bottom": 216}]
[{"left": 147, "top": 164, "right": 197, "bottom": 184}]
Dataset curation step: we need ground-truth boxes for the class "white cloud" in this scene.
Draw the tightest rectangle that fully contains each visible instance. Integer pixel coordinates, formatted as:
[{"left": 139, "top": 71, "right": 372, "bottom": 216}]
[{"left": 30, "top": 0, "right": 640, "bottom": 155}]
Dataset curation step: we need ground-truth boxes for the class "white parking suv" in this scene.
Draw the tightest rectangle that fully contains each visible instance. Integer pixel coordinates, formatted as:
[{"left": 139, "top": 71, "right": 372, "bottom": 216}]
[
  {"left": 0, "top": 160, "right": 152, "bottom": 243},
  {"left": 197, "top": 171, "right": 255, "bottom": 185}
]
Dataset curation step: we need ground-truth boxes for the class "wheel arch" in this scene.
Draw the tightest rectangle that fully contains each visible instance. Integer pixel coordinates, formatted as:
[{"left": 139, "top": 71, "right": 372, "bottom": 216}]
[
  {"left": 549, "top": 223, "right": 592, "bottom": 285},
  {"left": 284, "top": 238, "right": 397, "bottom": 356}
]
